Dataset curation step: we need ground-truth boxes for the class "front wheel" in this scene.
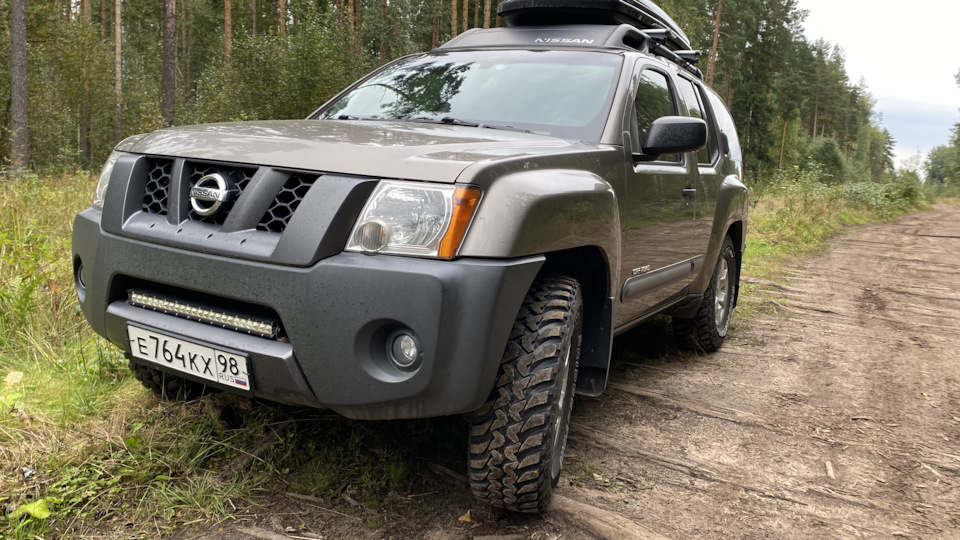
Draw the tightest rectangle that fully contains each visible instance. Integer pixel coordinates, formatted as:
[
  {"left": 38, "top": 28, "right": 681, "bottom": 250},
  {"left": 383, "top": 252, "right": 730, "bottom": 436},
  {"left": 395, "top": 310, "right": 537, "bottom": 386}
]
[
  {"left": 467, "top": 273, "right": 582, "bottom": 513},
  {"left": 674, "top": 236, "right": 737, "bottom": 352}
]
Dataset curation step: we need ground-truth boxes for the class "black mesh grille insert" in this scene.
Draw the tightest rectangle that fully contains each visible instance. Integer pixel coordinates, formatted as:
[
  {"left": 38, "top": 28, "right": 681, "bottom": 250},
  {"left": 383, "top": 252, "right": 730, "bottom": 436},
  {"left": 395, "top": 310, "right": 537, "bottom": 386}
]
[
  {"left": 186, "top": 162, "right": 258, "bottom": 224},
  {"left": 141, "top": 158, "right": 174, "bottom": 214},
  {"left": 257, "top": 174, "right": 319, "bottom": 233}
]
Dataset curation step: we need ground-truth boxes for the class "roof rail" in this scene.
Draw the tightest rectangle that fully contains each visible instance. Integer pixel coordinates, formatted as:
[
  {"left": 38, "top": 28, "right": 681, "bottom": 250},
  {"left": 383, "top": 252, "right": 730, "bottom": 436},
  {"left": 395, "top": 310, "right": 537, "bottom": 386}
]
[{"left": 640, "top": 32, "right": 702, "bottom": 79}]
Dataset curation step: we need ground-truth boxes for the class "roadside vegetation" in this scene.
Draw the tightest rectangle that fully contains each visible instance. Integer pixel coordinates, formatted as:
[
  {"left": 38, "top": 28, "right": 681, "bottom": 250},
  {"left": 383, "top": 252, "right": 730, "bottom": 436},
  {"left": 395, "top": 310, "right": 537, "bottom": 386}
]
[{"left": 0, "top": 168, "right": 949, "bottom": 538}]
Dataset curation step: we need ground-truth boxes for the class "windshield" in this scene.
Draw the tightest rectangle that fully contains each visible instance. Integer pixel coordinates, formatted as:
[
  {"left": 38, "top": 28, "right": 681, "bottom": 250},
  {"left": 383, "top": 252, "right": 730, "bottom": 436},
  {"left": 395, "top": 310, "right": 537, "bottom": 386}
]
[{"left": 317, "top": 50, "right": 623, "bottom": 142}]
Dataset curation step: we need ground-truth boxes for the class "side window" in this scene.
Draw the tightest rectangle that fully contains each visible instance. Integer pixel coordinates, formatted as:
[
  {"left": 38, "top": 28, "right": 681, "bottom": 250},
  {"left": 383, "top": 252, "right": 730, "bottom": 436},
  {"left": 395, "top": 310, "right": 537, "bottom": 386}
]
[
  {"left": 677, "top": 78, "right": 717, "bottom": 164},
  {"left": 704, "top": 89, "right": 742, "bottom": 162},
  {"left": 632, "top": 69, "right": 678, "bottom": 162}
]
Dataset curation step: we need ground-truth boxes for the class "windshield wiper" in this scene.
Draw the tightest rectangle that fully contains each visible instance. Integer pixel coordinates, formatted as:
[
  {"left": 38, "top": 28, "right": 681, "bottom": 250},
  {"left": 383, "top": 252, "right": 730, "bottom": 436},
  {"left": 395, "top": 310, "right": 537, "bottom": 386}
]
[
  {"left": 404, "top": 116, "right": 531, "bottom": 133},
  {"left": 332, "top": 114, "right": 392, "bottom": 121},
  {"left": 405, "top": 116, "right": 480, "bottom": 127},
  {"left": 479, "top": 123, "right": 532, "bottom": 134}
]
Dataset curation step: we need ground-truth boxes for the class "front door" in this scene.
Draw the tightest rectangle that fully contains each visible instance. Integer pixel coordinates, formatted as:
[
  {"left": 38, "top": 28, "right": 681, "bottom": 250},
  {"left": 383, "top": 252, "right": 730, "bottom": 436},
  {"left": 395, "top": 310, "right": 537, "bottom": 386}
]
[{"left": 615, "top": 66, "right": 700, "bottom": 328}]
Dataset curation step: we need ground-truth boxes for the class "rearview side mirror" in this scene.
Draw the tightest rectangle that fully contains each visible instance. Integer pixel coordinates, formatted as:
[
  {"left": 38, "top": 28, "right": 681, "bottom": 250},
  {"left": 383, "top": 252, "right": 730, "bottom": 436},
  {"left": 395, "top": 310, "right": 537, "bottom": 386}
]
[{"left": 639, "top": 116, "right": 707, "bottom": 159}]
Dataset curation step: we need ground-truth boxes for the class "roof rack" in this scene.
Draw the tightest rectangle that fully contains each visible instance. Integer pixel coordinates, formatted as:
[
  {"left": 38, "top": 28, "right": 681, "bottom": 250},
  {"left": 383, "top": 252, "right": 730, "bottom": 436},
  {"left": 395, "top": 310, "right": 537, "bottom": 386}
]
[
  {"left": 498, "top": 0, "right": 692, "bottom": 51},
  {"left": 438, "top": 24, "right": 703, "bottom": 79}
]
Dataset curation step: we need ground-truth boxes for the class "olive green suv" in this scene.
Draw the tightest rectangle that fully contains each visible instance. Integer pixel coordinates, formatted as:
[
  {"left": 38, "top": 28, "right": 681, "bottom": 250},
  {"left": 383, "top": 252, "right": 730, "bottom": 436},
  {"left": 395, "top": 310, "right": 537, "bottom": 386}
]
[{"left": 73, "top": 0, "right": 747, "bottom": 513}]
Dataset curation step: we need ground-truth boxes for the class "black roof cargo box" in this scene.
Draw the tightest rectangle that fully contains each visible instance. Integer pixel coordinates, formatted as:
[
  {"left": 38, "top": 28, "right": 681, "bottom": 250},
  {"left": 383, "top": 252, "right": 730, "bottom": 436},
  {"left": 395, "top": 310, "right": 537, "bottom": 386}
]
[{"left": 498, "top": 0, "right": 691, "bottom": 51}]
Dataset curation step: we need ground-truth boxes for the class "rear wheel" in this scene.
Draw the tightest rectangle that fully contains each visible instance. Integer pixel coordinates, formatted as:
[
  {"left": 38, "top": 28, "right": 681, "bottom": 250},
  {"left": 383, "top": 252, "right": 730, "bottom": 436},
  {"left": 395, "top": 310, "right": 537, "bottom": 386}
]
[
  {"left": 674, "top": 235, "right": 737, "bottom": 352},
  {"left": 129, "top": 358, "right": 212, "bottom": 401},
  {"left": 467, "top": 273, "right": 582, "bottom": 513}
]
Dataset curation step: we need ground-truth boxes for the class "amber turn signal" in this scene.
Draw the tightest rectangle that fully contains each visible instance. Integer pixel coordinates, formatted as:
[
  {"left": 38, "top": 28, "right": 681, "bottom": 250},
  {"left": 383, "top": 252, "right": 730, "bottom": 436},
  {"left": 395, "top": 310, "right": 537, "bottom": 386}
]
[{"left": 438, "top": 186, "right": 482, "bottom": 259}]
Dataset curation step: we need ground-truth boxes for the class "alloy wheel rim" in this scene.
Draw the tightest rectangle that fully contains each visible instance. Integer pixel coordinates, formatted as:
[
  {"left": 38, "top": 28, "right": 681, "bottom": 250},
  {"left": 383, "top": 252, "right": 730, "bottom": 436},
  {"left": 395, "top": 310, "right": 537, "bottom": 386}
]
[
  {"left": 715, "top": 257, "right": 730, "bottom": 328},
  {"left": 551, "top": 342, "right": 573, "bottom": 479}
]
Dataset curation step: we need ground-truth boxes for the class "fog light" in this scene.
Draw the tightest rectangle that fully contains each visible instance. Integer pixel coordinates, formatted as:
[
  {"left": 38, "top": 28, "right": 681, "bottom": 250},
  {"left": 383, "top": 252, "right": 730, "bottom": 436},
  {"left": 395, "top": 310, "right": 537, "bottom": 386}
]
[
  {"left": 76, "top": 262, "right": 86, "bottom": 290},
  {"left": 354, "top": 220, "right": 391, "bottom": 253},
  {"left": 390, "top": 332, "right": 420, "bottom": 369}
]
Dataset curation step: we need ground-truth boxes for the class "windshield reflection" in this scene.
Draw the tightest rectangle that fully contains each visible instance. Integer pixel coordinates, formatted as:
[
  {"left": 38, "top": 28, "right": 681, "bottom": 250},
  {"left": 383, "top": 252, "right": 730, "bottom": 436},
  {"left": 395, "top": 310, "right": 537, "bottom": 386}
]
[{"left": 320, "top": 50, "right": 623, "bottom": 142}]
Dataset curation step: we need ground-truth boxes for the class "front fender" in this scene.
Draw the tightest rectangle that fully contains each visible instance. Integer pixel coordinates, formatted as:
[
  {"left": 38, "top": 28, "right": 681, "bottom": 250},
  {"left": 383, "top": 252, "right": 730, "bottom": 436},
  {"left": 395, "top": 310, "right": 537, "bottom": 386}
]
[{"left": 458, "top": 169, "right": 620, "bottom": 296}]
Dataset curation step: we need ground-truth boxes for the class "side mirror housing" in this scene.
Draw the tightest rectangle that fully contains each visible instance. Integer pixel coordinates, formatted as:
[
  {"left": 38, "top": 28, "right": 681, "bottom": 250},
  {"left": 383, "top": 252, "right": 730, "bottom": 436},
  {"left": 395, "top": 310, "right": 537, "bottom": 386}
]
[{"left": 639, "top": 116, "right": 707, "bottom": 158}]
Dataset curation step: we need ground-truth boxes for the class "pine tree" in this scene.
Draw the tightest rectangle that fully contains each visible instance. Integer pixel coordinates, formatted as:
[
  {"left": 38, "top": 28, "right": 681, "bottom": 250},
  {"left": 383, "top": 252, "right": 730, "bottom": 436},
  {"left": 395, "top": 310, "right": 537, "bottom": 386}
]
[{"left": 10, "top": 0, "right": 28, "bottom": 168}]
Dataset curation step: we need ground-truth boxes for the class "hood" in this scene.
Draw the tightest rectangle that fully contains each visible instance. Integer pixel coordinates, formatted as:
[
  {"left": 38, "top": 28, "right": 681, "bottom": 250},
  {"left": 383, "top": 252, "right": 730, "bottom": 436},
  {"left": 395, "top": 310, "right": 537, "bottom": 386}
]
[{"left": 120, "top": 120, "right": 603, "bottom": 183}]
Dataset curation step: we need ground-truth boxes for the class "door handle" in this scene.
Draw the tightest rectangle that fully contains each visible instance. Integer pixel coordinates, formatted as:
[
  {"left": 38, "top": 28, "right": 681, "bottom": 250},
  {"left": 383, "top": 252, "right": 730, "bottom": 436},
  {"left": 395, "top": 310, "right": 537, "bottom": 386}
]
[{"left": 682, "top": 188, "right": 697, "bottom": 200}]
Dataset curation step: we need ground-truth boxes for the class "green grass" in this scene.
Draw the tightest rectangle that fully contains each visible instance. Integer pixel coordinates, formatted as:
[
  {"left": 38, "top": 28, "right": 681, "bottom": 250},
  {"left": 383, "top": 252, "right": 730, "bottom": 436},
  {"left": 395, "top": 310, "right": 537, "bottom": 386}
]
[
  {"left": 740, "top": 168, "right": 928, "bottom": 285},
  {"left": 0, "top": 168, "right": 938, "bottom": 537}
]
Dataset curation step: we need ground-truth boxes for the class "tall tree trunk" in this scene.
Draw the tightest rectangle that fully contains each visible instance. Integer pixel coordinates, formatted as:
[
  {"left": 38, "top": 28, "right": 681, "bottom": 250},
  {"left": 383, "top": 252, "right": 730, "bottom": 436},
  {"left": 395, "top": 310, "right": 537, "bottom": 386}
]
[
  {"left": 706, "top": 0, "right": 722, "bottom": 86},
  {"left": 81, "top": 0, "right": 92, "bottom": 164},
  {"left": 162, "top": 0, "right": 176, "bottom": 127},
  {"left": 778, "top": 118, "right": 787, "bottom": 169},
  {"left": 473, "top": 0, "right": 478, "bottom": 29},
  {"left": 451, "top": 0, "right": 457, "bottom": 37},
  {"left": 355, "top": 0, "right": 362, "bottom": 57},
  {"left": 278, "top": 0, "right": 286, "bottom": 39},
  {"left": 251, "top": 0, "right": 257, "bottom": 38},
  {"left": 432, "top": 0, "right": 439, "bottom": 48},
  {"left": 462, "top": 0, "right": 467, "bottom": 32},
  {"left": 10, "top": 0, "right": 28, "bottom": 169},
  {"left": 102, "top": 0, "right": 109, "bottom": 39},
  {"left": 181, "top": 0, "right": 189, "bottom": 92},
  {"left": 225, "top": 0, "right": 232, "bottom": 65},
  {"left": 483, "top": 0, "right": 490, "bottom": 29},
  {"left": 65, "top": 0, "right": 72, "bottom": 23},
  {"left": 379, "top": 0, "right": 387, "bottom": 63},
  {"left": 347, "top": 0, "right": 354, "bottom": 36},
  {"left": 115, "top": 0, "right": 122, "bottom": 143}
]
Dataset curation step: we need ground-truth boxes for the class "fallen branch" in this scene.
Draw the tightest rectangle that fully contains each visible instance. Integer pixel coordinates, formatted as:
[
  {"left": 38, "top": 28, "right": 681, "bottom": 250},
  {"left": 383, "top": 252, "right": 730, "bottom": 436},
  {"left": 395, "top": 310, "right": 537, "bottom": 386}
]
[
  {"left": 284, "top": 492, "right": 363, "bottom": 521},
  {"left": 550, "top": 494, "right": 672, "bottom": 540},
  {"left": 218, "top": 421, "right": 295, "bottom": 480},
  {"left": 611, "top": 383, "right": 792, "bottom": 435},
  {"left": 569, "top": 425, "right": 807, "bottom": 506},
  {"left": 236, "top": 526, "right": 294, "bottom": 540}
]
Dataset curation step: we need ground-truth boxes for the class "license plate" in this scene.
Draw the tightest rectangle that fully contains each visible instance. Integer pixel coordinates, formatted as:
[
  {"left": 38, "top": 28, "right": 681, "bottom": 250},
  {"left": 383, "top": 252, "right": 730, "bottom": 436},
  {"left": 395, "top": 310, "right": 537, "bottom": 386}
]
[{"left": 127, "top": 325, "right": 252, "bottom": 392}]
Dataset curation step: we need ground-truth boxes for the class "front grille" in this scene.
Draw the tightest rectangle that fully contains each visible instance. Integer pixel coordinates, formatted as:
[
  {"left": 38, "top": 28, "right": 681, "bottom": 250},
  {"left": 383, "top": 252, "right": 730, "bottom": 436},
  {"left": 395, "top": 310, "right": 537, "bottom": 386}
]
[
  {"left": 186, "top": 162, "right": 257, "bottom": 225},
  {"left": 257, "top": 173, "right": 319, "bottom": 233},
  {"left": 136, "top": 156, "right": 327, "bottom": 235},
  {"left": 142, "top": 158, "right": 174, "bottom": 214}
]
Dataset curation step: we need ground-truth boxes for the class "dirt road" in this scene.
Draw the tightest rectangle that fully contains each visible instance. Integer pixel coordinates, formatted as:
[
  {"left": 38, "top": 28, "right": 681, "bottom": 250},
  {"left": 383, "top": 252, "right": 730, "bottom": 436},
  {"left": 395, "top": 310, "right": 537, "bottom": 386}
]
[{"left": 216, "top": 204, "right": 960, "bottom": 540}]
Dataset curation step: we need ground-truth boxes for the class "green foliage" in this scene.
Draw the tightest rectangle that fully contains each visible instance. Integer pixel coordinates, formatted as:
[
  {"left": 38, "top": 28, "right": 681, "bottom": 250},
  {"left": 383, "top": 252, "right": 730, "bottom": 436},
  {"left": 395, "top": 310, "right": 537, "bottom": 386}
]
[
  {"left": 0, "top": 0, "right": 901, "bottom": 181},
  {"left": 803, "top": 137, "right": 846, "bottom": 183},
  {"left": 744, "top": 166, "right": 928, "bottom": 282}
]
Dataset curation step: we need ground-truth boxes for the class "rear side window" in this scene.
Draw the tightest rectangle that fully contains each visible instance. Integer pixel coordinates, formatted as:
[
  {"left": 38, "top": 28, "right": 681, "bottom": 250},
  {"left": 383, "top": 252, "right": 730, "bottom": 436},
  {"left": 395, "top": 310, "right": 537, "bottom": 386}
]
[
  {"left": 677, "top": 78, "right": 717, "bottom": 164},
  {"left": 704, "top": 89, "right": 742, "bottom": 162},
  {"left": 633, "top": 70, "right": 678, "bottom": 162}
]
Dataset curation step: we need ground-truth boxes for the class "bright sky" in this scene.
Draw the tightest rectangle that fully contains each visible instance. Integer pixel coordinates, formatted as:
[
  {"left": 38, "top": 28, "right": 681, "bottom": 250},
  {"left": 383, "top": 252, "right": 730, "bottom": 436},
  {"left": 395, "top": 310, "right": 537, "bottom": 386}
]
[{"left": 795, "top": 0, "right": 960, "bottom": 169}]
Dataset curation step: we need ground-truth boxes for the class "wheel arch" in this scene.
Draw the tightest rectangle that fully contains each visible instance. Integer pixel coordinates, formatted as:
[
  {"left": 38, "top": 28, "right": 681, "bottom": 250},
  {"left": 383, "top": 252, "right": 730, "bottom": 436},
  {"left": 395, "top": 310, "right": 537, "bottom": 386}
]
[
  {"left": 726, "top": 219, "right": 745, "bottom": 308},
  {"left": 540, "top": 245, "right": 614, "bottom": 397}
]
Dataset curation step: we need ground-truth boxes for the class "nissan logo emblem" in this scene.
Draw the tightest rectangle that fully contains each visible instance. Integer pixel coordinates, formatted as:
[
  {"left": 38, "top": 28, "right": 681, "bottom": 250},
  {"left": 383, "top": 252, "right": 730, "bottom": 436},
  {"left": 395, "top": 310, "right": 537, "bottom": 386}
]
[{"left": 189, "top": 173, "right": 234, "bottom": 217}]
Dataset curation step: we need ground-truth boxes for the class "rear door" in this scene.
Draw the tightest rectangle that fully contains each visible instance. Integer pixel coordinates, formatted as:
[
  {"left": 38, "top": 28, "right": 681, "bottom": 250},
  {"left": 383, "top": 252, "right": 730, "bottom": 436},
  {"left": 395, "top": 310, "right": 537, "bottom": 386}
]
[{"left": 676, "top": 76, "right": 722, "bottom": 260}]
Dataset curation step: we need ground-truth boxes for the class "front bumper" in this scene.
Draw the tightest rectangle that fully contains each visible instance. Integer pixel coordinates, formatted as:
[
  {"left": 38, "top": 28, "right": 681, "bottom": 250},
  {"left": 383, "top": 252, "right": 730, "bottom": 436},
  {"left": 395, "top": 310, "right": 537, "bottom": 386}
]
[{"left": 74, "top": 209, "right": 543, "bottom": 419}]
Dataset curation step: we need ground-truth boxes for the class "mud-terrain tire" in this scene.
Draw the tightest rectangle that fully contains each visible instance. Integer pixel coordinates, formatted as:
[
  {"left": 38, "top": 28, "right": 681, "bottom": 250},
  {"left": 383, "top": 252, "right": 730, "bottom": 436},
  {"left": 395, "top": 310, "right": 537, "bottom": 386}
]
[
  {"left": 129, "top": 358, "right": 212, "bottom": 401},
  {"left": 468, "top": 273, "right": 582, "bottom": 513},
  {"left": 674, "top": 235, "right": 737, "bottom": 352}
]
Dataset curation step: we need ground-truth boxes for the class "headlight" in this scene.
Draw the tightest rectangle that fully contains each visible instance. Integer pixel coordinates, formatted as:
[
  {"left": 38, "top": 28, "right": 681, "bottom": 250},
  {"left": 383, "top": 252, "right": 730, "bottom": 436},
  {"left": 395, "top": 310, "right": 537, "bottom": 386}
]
[
  {"left": 92, "top": 151, "right": 126, "bottom": 210},
  {"left": 346, "top": 181, "right": 481, "bottom": 258}
]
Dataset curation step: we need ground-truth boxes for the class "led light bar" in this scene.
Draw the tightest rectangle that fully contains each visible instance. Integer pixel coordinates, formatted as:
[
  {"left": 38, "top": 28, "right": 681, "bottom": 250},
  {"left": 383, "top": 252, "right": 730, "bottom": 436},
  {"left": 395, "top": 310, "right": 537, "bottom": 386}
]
[{"left": 128, "top": 290, "right": 280, "bottom": 339}]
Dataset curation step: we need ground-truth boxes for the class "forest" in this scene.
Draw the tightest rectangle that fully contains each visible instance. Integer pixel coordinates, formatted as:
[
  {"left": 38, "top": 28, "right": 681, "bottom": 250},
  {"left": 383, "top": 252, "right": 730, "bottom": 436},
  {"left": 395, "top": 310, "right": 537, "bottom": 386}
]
[{"left": 0, "top": 0, "right": 950, "bottom": 184}]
